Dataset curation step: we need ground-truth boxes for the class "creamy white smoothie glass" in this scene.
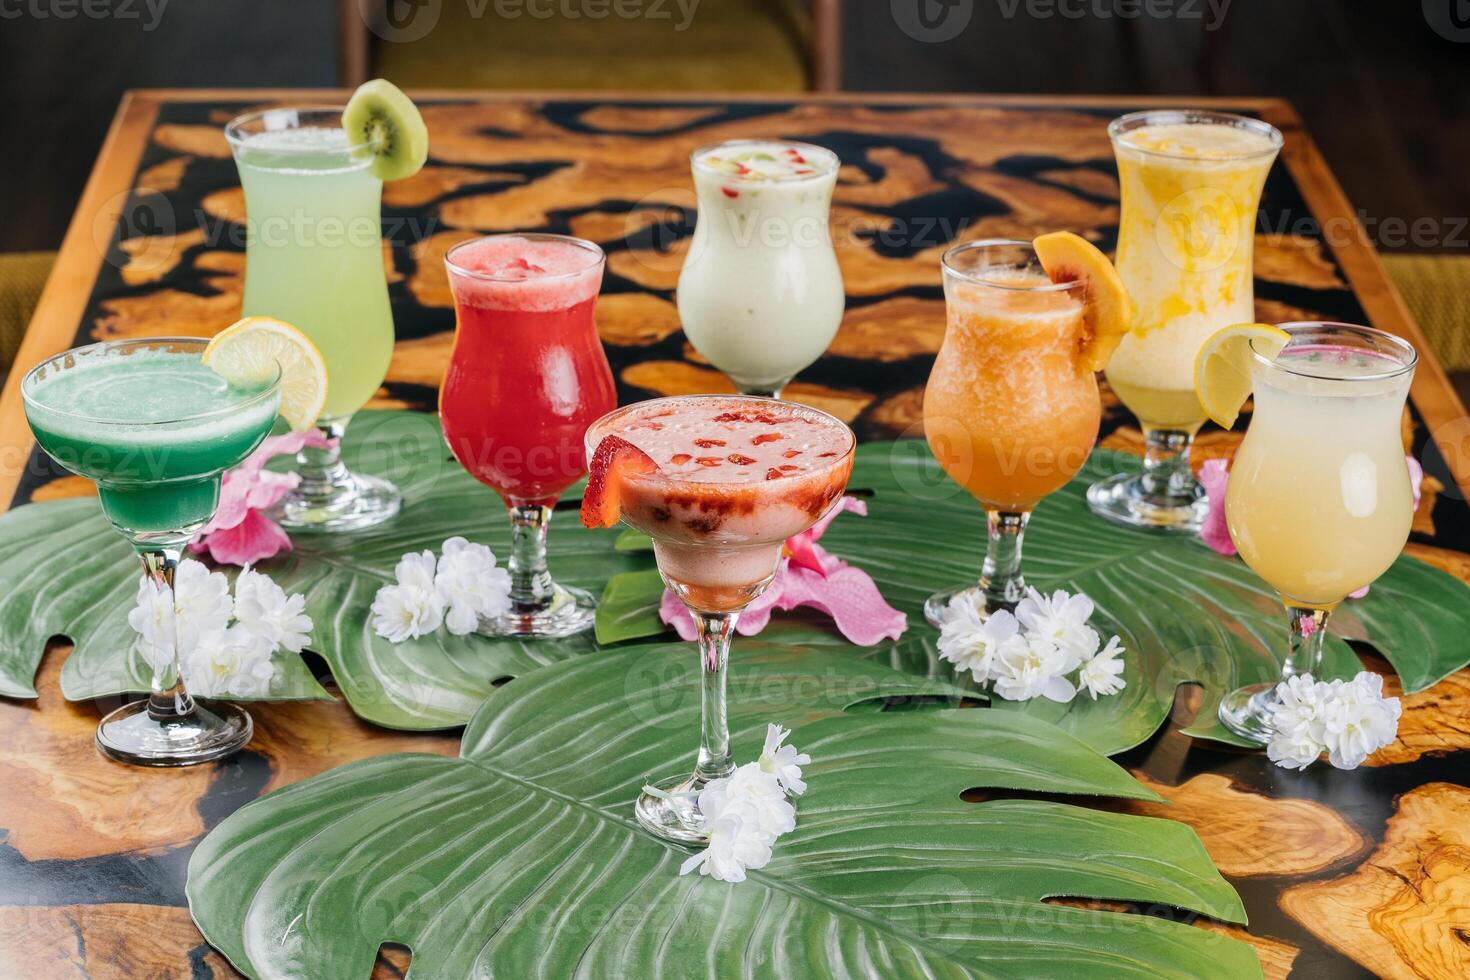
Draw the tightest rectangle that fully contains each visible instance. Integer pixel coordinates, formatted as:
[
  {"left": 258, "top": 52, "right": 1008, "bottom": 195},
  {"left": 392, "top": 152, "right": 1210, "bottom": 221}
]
[{"left": 677, "top": 140, "right": 845, "bottom": 397}]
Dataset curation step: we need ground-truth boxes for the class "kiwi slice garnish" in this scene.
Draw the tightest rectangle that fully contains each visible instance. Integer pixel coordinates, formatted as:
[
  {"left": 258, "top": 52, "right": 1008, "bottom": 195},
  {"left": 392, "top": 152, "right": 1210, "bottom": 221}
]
[{"left": 343, "top": 78, "right": 428, "bottom": 182}]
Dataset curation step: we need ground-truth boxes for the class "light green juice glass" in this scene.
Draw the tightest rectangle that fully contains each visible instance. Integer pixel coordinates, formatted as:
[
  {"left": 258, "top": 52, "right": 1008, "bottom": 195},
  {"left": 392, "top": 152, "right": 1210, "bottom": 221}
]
[
  {"left": 22, "top": 338, "right": 281, "bottom": 766},
  {"left": 226, "top": 106, "right": 400, "bottom": 532}
]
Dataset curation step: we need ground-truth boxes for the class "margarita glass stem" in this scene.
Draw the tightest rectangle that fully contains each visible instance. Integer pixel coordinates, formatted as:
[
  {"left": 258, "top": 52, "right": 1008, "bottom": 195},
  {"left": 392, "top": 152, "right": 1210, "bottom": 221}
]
[
  {"left": 506, "top": 503, "right": 554, "bottom": 614},
  {"left": 138, "top": 545, "right": 195, "bottom": 723},
  {"left": 980, "top": 510, "right": 1030, "bottom": 611},
  {"left": 1139, "top": 426, "right": 1196, "bottom": 507},
  {"left": 293, "top": 418, "right": 349, "bottom": 504},
  {"left": 693, "top": 609, "right": 737, "bottom": 783}
]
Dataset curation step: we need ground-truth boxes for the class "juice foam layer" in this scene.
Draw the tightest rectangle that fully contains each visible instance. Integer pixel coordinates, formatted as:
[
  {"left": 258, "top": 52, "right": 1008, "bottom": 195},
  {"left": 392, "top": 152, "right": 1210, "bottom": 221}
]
[
  {"left": 447, "top": 236, "right": 602, "bottom": 311},
  {"left": 615, "top": 399, "right": 853, "bottom": 485},
  {"left": 694, "top": 141, "right": 839, "bottom": 181},
  {"left": 1119, "top": 122, "right": 1278, "bottom": 160}
]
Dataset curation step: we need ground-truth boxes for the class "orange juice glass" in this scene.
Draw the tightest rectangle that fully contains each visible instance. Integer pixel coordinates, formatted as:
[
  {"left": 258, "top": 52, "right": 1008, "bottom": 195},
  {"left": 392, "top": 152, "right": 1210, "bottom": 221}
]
[{"left": 922, "top": 240, "right": 1101, "bottom": 627}]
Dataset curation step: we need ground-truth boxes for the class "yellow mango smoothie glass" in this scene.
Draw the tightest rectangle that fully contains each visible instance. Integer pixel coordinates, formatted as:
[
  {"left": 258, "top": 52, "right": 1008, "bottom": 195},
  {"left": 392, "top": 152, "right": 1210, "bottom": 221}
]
[
  {"left": 1217, "top": 323, "right": 1417, "bottom": 743},
  {"left": 922, "top": 240, "right": 1108, "bottom": 626},
  {"left": 1090, "top": 109, "right": 1282, "bottom": 533}
]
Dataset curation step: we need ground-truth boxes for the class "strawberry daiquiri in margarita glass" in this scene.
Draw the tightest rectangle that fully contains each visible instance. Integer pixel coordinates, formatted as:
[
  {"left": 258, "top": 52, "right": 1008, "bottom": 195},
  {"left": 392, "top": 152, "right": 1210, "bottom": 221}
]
[
  {"left": 582, "top": 395, "right": 855, "bottom": 843},
  {"left": 443, "top": 234, "right": 617, "bottom": 637}
]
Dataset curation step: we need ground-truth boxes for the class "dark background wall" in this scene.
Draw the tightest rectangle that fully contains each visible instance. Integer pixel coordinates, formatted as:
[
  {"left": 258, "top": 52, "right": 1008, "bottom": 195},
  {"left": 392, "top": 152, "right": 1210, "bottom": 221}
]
[{"left": 1, "top": 1, "right": 1466, "bottom": 253}]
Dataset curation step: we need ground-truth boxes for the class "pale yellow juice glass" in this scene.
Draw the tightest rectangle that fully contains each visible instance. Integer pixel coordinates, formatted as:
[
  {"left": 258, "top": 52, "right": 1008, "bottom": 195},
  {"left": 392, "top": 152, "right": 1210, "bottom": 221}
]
[
  {"left": 1218, "top": 322, "right": 1417, "bottom": 744},
  {"left": 1090, "top": 109, "right": 1282, "bottom": 533},
  {"left": 922, "top": 240, "right": 1100, "bottom": 626}
]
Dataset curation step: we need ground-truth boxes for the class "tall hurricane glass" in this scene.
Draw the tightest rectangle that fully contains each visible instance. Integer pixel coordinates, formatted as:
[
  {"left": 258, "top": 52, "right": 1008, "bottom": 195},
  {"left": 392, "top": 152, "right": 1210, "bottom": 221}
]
[
  {"left": 1217, "top": 323, "right": 1417, "bottom": 743},
  {"left": 1090, "top": 109, "right": 1282, "bottom": 532},
  {"left": 442, "top": 234, "right": 617, "bottom": 637},
  {"left": 922, "top": 241, "right": 1100, "bottom": 626},
  {"left": 226, "top": 106, "right": 400, "bottom": 532},
  {"left": 21, "top": 339, "right": 281, "bottom": 766},
  {"left": 677, "top": 139, "right": 845, "bottom": 398},
  {"left": 584, "top": 395, "right": 854, "bottom": 843}
]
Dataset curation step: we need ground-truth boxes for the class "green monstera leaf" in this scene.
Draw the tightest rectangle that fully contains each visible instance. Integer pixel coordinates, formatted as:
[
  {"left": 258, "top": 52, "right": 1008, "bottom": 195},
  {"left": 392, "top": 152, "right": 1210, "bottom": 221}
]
[
  {"left": 0, "top": 411, "right": 640, "bottom": 727},
  {"left": 188, "top": 643, "right": 1259, "bottom": 979},
  {"left": 595, "top": 441, "right": 1470, "bottom": 752}
]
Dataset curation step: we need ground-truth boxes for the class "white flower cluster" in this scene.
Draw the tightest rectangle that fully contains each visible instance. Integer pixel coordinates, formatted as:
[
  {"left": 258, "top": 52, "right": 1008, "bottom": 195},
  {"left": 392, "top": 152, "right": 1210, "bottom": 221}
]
[
  {"left": 370, "top": 537, "right": 513, "bottom": 643},
  {"left": 678, "top": 725, "right": 811, "bottom": 884},
  {"left": 936, "top": 587, "right": 1127, "bottom": 702},
  {"left": 1266, "top": 672, "right": 1401, "bottom": 770},
  {"left": 128, "top": 562, "right": 312, "bottom": 698}
]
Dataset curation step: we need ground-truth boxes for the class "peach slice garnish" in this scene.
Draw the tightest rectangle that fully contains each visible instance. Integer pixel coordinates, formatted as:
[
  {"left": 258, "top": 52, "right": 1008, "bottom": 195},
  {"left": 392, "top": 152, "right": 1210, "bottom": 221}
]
[{"left": 1033, "top": 231, "right": 1136, "bottom": 372}]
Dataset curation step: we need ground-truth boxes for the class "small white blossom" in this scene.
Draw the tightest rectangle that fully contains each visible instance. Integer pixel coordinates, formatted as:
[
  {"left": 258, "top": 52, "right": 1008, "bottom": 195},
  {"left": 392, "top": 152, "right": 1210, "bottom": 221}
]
[
  {"left": 1015, "top": 587, "right": 1098, "bottom": 668},
  {"left": 234, "top": 567, "right": 313, "bottom": 653},
  {"left": 127, "top": 560, "right": 232, "bottom": 668},
  {"left": 758, "top": 724, "right": 811, "bottom": 796},
  {"left": 434, "top": 537, "right": 513, "bottom": 636},
  {"left": 991, "top": 633, "right": 1077, "bottom": 703},
  {"left": 1319, "top": 672, "right": 1401, "bottom": 770},
  {"left": 699, "top": 763, "right": 795, "bottom": 841},
  {"left": 1077, "top": 636, "right": 1127, "bottom": 699},
  {"left": 1265, "top": 672, "right": 1400, "bottom": 771},
  {"left": 182, "top": 625, "right": 276, "bottom": 698},
  {"left": 678, "top": 812, "right": 773, "bottom": 883},
  {"left": 937, "top": 602, "right": 1020, "bottom": 685},
  {"left": 371, "top": 550, "right": 447, "bottom": 643}
]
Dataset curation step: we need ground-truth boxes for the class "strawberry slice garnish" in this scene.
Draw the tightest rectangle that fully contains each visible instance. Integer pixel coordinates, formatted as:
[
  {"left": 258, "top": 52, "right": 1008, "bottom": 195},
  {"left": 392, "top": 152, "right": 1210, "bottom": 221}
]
[{"left": 581, "top": 436, "right": 656, "bottom": 528}]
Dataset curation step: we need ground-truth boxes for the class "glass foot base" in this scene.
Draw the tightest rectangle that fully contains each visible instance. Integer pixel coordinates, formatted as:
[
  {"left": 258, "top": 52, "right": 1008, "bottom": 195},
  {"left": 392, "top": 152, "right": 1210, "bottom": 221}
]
[
  {"left": 924, "top": 584, "right": 1016, "bottom": 629},
  {"left": 1217, "top": 682, "right": 1277, "bottom": 746},
  {"left": 635, "top": 772, "right": 717, "bottom": 844},
  {"left": 476, "top": 583, "right": 597, "bottom": 639},
  {"left": 1086, "top": 472, "right": 1207, "bottom": 533},
  {"left": 272, "top": 472, "right": 401, "bottom": 533},
  {"left": 96, "top": 699, "right": 253, "bottom": 767}
]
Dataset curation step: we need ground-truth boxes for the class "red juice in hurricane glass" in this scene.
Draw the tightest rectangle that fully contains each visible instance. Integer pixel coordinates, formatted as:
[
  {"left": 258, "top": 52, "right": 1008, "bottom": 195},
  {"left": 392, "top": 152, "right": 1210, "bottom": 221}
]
[{"left": 442, "top": 233, "right": 617, "bottom": 637}]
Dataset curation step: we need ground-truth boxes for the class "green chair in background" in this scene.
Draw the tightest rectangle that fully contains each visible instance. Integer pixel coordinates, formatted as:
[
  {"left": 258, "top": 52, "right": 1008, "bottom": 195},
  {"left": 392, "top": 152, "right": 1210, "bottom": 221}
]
[
  {"left": 1382, "top": 254, "right": 1470, "bottom": 394},
  {"left": 343, "top": 0, "right": 841, "bottom": 93},
  {"left": 0, "top": 251, "right": 53, "bottom": 382}
]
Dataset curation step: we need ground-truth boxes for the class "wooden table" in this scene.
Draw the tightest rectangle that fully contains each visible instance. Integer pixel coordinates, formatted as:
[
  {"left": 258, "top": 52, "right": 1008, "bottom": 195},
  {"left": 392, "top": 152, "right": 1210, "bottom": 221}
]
[{"left": 2, "top": 91, "right": 1468, "bottom": 979}]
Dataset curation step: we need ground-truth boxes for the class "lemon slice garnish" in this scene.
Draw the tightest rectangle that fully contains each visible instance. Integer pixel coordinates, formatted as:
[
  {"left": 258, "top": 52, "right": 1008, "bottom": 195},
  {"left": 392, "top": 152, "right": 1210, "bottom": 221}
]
[
  {"left": 1193, "top": 322, "right": 1292, "bottom": 429},
  {"left": 203, "top": 316, "right": 328, "bottom": 431}
]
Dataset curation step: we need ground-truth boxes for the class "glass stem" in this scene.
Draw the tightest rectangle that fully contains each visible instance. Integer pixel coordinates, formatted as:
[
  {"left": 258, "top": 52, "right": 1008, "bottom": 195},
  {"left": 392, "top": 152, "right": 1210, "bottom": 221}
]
[
  {"left": 506, "top": 503, "right": 554, "bottom": 614},
  {"left": 736, "top": 382, "right": 786, "bottom": 399},
  {"left": 980, "top": 510, "right": 1030, "bottom": 611},
  {"left": 1282, "top": 604, "right": 1332, "bottom": 682},
  {"left": 1139, "top": 426, "right": 1196, "bottom": 506},
  {"left": 294, "top": 418, "right": 349, "bottom": 502},
  {"left": 692, "top": 610, "right": 737, "bottom": 783},
  {"left": 139, "top": 546, "right": 195, "bottom": 723}
]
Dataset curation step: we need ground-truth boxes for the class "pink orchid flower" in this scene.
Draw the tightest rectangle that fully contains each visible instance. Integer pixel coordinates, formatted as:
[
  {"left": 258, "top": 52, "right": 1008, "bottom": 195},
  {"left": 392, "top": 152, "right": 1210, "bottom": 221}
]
[
  {"left": 190, "top": 429, "right": 333, "bottom": 567},
  {"left": 1200, "top": 454, "right": 1424, "bottom": 599},
  {"left": 660, "top": 497, "right": 908, "bottom": 646}
]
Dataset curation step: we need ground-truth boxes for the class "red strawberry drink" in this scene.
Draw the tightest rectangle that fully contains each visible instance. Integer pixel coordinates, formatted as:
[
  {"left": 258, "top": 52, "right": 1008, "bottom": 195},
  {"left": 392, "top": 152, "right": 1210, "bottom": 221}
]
[
  {"left": 582, "top": 395, "right": 854, "bottom": 844},
  {"left": 442, "top": 233, "right": 616, "bottom": 638}
]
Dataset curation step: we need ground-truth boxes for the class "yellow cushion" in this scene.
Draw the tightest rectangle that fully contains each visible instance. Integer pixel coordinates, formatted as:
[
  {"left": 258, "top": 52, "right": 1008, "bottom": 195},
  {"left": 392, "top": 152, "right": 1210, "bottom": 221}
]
[
  {"left": 373, "top": 0, "right": 809, "bottom": 92},
  {"left": 0, "top": 251, "right": 53, "bottom": 376},
  {"left": 1382, "top": 254, "right": 1470, "bottom": 373}
]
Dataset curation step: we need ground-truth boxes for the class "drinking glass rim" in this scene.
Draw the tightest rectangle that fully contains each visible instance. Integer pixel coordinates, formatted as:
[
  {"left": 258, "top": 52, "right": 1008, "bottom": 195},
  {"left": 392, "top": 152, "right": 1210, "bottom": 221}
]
[
  {"left": 1249, "top": 321, "right": 1419, "bottom": 382},
  {"left": 444, "top": 233, "right": 606, "bottom": 283},
  {"left": 941, "top": 239, "right": 1085, "bottom": 294},
  {"left": 1108, "top": 109, "right": 1284, "bottom": 162},
  {"left": 689, "top": 138, "right": 840, "bottom": 182},
  {"left": 223, "top": 104, "right": 375, "bottom": 155},
  {"left": 584, "top": 394, "right": 857, "bottom": 486},
  {"left": 21, "top": 337, "right": 284, "bottom": 427}
]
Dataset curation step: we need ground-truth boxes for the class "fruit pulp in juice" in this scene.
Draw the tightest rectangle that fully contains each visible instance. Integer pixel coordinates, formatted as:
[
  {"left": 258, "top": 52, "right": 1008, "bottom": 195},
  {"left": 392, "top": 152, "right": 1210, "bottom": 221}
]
[
  {"left": 442, "top": 237, "right": 616, "bottom": 507},
  {"left": 24, "top": 351, "right": 278, "bottom": 533},
  {"left": 234, "top": 126, "right": 394, "bottom": 422}
]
